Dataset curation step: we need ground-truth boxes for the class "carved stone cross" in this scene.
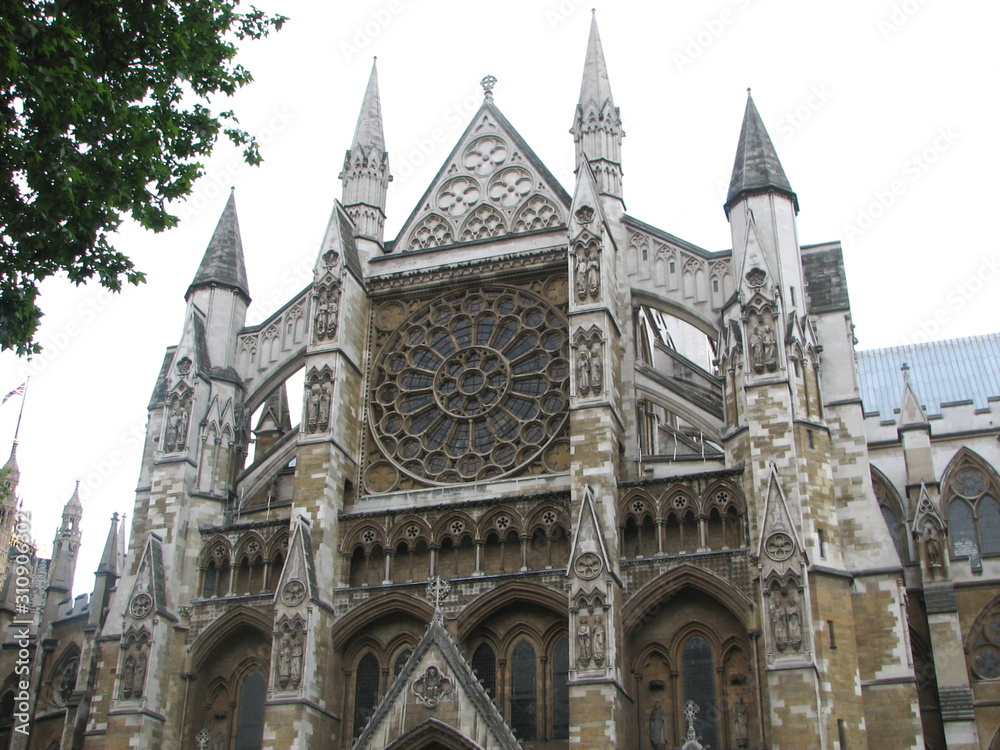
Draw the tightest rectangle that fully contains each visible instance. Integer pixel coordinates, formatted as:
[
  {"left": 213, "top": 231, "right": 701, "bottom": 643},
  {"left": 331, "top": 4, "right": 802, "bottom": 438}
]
[{"left": 426, "top": 576, "right": 451, "bottom": 611}]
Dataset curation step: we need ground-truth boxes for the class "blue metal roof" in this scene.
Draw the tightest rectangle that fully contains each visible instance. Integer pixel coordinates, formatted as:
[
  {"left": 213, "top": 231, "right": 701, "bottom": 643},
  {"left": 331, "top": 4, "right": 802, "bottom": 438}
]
[{"left": 856, "top": 333, "right": 1000, "bottom": 422}]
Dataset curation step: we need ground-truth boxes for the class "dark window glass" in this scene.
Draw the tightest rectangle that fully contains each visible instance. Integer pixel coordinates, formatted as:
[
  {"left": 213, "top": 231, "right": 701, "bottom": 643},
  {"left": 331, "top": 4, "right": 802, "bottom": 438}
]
[
  {"left": 880, "top": 506, "right": 905, "bottom": 561},
  {"left": 471, "top": 643, "right": 497, "bottom": 701},
  {"left": 510, "top": 640, "right": 537, "bottom": 740},
  {"left": 394, "top": 650, "right": 412, "bottom": 677},
  {"left": 354, "top": 653, "right": 380, "bottom": 738},
  {"left": 202, "top": 560, "right": 217, "bottom": 598},
  {"left": 980, "top": 496, "right": 1000, "bottom": 555},
  {"left": 234, "top": 670, "right": 266, "bottom": 750},
  {"left": 552, "top": 637, "right": 570, "bottom": 739},
  {"left": 682, "top": 636, "right": 717, "bottom": 748},
  {"left": 950, "top": 500, "right": 978, "bottom": 557}
]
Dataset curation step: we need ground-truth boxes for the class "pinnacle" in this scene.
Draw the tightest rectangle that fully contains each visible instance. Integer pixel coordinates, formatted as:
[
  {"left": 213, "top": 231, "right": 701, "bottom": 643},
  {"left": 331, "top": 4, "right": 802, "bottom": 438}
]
[
  {"left": 725, "top": 91, "right": 797, "bottom": 215},
  {"left": 187, "top": 191, "right": 251, "bottom": 302},
  {"left": 350, "top": 58, "right": 386, "bottom": 156},
  {"left": 578, "top": 12, "right": 614, "bottom": 109}
]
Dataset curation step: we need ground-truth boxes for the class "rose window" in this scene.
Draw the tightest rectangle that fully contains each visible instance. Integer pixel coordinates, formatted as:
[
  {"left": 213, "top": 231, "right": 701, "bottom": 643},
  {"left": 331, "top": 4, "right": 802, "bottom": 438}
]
[
  {"left": 368, "top": 286, "right": 569, "bottom": 487},
  {"left": 437, "top": 176, "right": 481, "bottom": 217},
  {"left": 463, "top": 136, "right": 508, "bottom": 176},
  {"left": 488, "top": 167, "right": 532, "bottom": 207}
]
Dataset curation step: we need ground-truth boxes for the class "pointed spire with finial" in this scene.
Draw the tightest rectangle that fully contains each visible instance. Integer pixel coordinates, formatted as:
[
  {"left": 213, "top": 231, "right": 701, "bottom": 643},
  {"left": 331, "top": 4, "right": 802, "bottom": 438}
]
[
  {"left": 186, "top": 188, "right": 251, "bottom": 302},
  {"left": 96, "top": 513, "right": 120, "bottom": 577},
  {"left": 341, "top": 57, "right": 390, "bottom": 244},
  {"left": 571, "top": 11, "right": 623, "bottom": 201},
  {"left": 2, "top": 440, "right": 19, "bottom": 495},
  {"left": 899, "top": 362, "right": 930, "bottom": 428},
  {"left": 725, "top": 90, "right": 798, "bottom": 216}
]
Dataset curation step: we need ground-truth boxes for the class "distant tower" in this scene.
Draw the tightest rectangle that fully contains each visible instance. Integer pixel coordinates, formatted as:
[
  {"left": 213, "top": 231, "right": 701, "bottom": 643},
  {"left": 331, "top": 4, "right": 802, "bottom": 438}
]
[{"left": 43, "top": 482, "right": 83, "bottom": 625}]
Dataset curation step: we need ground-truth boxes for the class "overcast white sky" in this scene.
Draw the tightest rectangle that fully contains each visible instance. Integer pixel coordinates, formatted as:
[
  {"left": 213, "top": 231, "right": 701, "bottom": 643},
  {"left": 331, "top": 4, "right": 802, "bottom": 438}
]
[{"left": 1, "top": 0, "right": 997, "bottom": 594}]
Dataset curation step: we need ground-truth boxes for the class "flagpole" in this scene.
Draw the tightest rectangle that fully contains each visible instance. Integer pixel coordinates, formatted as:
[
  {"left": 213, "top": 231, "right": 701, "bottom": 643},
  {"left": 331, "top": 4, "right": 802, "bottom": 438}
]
[{"left": 12, "top": 377, "right": 28, "bottom": 441}]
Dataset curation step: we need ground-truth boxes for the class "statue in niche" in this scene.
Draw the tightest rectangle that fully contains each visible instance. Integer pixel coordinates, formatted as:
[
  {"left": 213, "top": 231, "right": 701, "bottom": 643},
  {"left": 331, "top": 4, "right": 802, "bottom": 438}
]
[
  {"left": 576, "top": 614, "right": 592, "bottom": 667},
  {"left": 749, "top": 326, "right": 764, "bottom": 373},
  {"left": 212, "top": 730, "right": 225, "bottom": 750},
  {"left": 319, "top": 384, "right": 331, "bottom": 431},
  {"left": 165, "top": 398, "right": 190, "bottom": 452},
  {"left": 575, "top": 253, "right": 588, "bottom": 301},
  {"left": 313, "top": 299, "right": 328, "bottom": 340},
  {"left": 576, "top": 350, "right": 590, "bottom": 396},
  {"left": 133, "top": 652, "right": 147, "bottom": 697},
  {"left": 412, "top": 665, "right": 453, "bottom": 708},
  {"left": 586, "top": 248, "right": 601, "bottom": 299},
  {"left": 650, "top": 701, "right": 668, "bottom": 749},
  {"left": 734, "top": 693, "right": 749, "bottom": 747},
  {"left": 924, "top": 523, "right": 942, "bottom": 575},
  {"left": 763, "top": 325, "right": 778, "bottom": 371},
  {"left": 786, "top": 593, "right": 802, "bottom": 651},
  {"left": 290, "top": 636, "right": 303, "bottom": 687},
  {"left": 307, "top": 383, "right": 322, "bottom": 432},
  {"left": 278, "top": 635, "right": 292, "bottom": 686},
  {"left": 591, "top": 614, "right": 606, "bottom": 666},
  {"left": 121, "top": 655, "right": 135, "bottom": 699},
  {"left": 770, "top": 596, "right": 788, "bottom": 652},
  {"left": 589, "top": 344, "right": 603, "bottom": 393}
]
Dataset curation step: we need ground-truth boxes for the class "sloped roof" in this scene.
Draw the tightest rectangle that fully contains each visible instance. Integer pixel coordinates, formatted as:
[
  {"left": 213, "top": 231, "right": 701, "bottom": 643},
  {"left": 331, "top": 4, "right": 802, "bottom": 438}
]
[
  {"left": 187, "top": 190, "right": 251, "bottom": 301},
  {"left": 857, "top": 333, "right": 1000, "bottom": 421},
  {"left": 725, "top": 92, "right": 797, "bottom": 215}
]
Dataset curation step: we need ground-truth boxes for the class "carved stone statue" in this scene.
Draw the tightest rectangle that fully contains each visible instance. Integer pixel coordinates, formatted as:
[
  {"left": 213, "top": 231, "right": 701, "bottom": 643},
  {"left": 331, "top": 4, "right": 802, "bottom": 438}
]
[
  {"left": 59, "top": 660, "right": 78, "bottom": 703},
  {"left": 576, "top": 615, "right": 592, "bottom": 668},
  {"left": 121, "top": 655, "right": 135, "bottom": 699},
  {"left": 763, "top": 325, "right": 778, "bottom": 371},
  {"left": 307, "top": 383, "right": 322, "bottom": 432},
  {"left": 589, "top": 344, "right": 603, "bottom": 393},
  {"left": 575, "top": 254, "right": 588, "bottom": 300},
  {"left": 650, "top": 700, "right": 668, "bottom": 749},
  {"left": 591, "top": 614, "right": 606, "bottom": 666},
  {"left": 290, "top": 636, "right": 303, "bottom": 687},
  {"left": 319, "top": 384, "right": 331, "bottom": 431},
  {"left": 577, "top": 351, "right": 590, "bottom": 396},
  {"left": 412, "top": 665, "right": 453, "bottom": 708},
  {"left": 786, "top": 593, "right": 802, "bottom": 651},
  {"left": 314, "top": 300, "right": 328, "bottom": 340},
  {"left": 749, "top": 327, "right": 764, "bottom": 373},
  {"left": 212, "top": 729, "right": 225, "bottom": 750},
  {"left": 133, "top": 652, "right": 147, "bottom": 697},
  {"left": 924, "top": 522, "right": 942, "bottom": 573},
  {"left": 586, "top": 249, "right": 600, "bottom": 299},
  {"left": 278, "top": 636, "right": 292, "bottom": 685},
  {"left": 770, "top": 597, "right": 788, "bottom": 652},
  {"left": 734, "top": 693, "right": 749, "bottom": 747}
]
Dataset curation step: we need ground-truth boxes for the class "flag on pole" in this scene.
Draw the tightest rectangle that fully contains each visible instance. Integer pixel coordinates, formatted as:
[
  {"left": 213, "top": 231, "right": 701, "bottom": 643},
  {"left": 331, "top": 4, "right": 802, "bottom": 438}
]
[{"left": 2, "top": 383, "right": 25, "bottom": 405}]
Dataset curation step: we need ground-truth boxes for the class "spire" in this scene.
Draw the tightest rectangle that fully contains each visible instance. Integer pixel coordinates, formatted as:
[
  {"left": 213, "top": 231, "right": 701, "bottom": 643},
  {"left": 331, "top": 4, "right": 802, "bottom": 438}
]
[
  {"left": 725, "top": 90, "right": 798, "bottom": 216},
  {"left": 96, "top": 513, "right": 120, "bottom": 577},
  {"left": 65, "top": 480, "right": 83, "bottom": 516},
  {"left": 578, "top": 11, "right": 615, "bottom": 111},
  {"left": 341, "top": 58, "right": 390, "bottom": 244},
  {"left": 571, "top": 12, "right": 623, "bottom": 201},
  {"left": 186, "top": 189, "right": 251, "bottom": 302},
  {"left": 1, "top": 441, "right": 19, "bottom": 494},
  {"left": 899, "top": 363, "right": 930, "bottom": 429}
]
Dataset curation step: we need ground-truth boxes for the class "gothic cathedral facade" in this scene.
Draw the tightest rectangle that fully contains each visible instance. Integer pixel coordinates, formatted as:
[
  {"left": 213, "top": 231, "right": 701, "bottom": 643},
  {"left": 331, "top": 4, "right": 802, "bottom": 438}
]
[{"left": 5, "top": 15, "right": 1000, "bottom": 750}]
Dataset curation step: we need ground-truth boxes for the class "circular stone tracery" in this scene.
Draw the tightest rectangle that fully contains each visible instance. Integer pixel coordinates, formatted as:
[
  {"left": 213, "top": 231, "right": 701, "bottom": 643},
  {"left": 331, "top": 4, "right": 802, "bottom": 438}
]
[{"left": 369, "top": 286, "right": 569, "bottom": 487}]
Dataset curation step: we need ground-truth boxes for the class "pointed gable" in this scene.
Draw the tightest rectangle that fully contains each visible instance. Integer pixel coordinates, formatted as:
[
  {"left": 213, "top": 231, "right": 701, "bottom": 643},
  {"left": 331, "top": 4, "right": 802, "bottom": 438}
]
[
  {"left": 899, "top": 364, "right": 930, "bottom": 429},
  {"left": 187, "top": 190, "right": 251, "bottom": 302},
  {"left": 568, "top": 485, "right": 615, "bottom": 584},
  {"left": 756, "top": 465, "right": 805, "bottom": 563},
  {"left": 393, "top": 98, "right": 570, "bottom": 253},
  {"left": 127, "top": 533, "right": 175, "bottom": 622},
  {"left": 726, "top": 92, "right": 797, "bottom": 216},
  {"left": 354, "top": 614, "right": 521, "bottom": 750}
]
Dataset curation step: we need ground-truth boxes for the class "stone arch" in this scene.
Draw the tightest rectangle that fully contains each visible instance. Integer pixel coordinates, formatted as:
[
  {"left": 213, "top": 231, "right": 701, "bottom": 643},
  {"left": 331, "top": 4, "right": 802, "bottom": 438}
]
[
  {"left": 190, "top": 606, "right": 274, "bottom": 670},
  {"left": 433, "top": 511, "right": 478, "bottom": 545},
  {"left": 455, "top": 581, "right": 568, "bottom": 641},
  {"left": 388, "top": 516, "right": 433, "bottom": 548},
  {"left": 964, "top": 593, "right": 1000, "bottom": 680},
  {"left": 623, "top": 563, "right": 753, "bottom": 635},
  {"left": 332, "top": 594, "right": 434, "bottom": 652},
  {"left": 629, "top": 289, "right": 721, "bottom": 341},
  {"left": 384, "top": 718, "right": 486, "bottom": 750}
]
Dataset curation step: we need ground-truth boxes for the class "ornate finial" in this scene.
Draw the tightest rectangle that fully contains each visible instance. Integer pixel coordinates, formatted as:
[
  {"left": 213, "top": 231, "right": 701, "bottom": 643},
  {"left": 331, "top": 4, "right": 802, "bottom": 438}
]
[
  {"left": 683, "top": 699, "right": 700, "bottom": 741},
  {"left": 196, "top": 728, "right": 211, "bottom": 750},
  {"left": 112, "top": 512, "right": 120, "bottom": 523},
  {"left": 426, "top": 575, "right": 451, "bottom": 612},
  {"left": 747, "top": 87, "right": 752, "bottom": 95},
  {"left": 480, "top": 74, "right": 497, "bottom": 101}
]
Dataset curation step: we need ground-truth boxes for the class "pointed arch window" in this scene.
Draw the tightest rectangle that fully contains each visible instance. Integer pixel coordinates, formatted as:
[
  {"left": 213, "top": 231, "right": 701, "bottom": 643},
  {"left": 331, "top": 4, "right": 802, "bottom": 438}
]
[
  {"left": 471, "top": 643, "right": 497, "bottom": 701},
  {"left": 234, "top": 670, "right": 266, "bottom": 750},
  {"left": 681, "top": 635, "right": 717, "bottom": 748},
  {"left": 944, "top": 461, "right": 1000, "bottom": 559},
  {"left": 551, "top": 636, "right": 570, "bottom": 740},
  {"left": 354, "top": 653, "right": 380, "bottom": 738},
  {"left": 510, "top": 640, "right": 537, "bottom": 741}
]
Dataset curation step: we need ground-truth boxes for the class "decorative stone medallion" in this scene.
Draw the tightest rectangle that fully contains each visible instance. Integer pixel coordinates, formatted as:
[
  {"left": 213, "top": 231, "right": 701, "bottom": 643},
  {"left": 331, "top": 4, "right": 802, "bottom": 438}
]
[
  {"left": 130, "top": 593, "right": 153, "bottom": 619},
  {"left": 574, "top": 552, "right": 603, "bottom": 580},
  {"left": 281, "top": 579, "right": 306, "bottom": 607},
  {"left": 764, "top": 532, "right": 795, "bottom": 562}
]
